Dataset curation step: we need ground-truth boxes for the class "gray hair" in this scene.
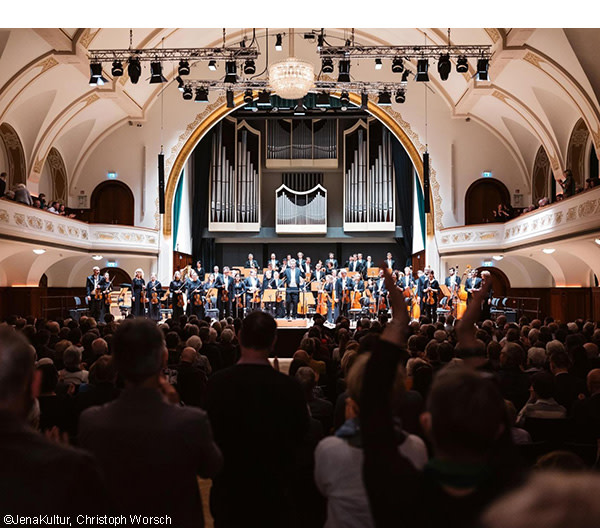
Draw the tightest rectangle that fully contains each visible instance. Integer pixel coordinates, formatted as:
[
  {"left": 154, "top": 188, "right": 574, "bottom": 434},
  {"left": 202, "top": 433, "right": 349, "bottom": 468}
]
[
  {"left": 63, "top": 345, "right": 82, "bottom": 369},
  {"left": 546, "top": 340, "right": 565, "bottom": 356},
  {"left": 527, "top": 347, "right": 547, "bottom": 368}
]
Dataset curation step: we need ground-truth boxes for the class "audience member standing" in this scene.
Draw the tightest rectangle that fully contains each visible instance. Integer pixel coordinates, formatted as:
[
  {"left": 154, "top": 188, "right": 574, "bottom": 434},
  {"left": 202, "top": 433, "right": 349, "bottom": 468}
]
[
  {"left": 206, "top": 311, "right": 309, "bottom": 528},
  {"left": 79, "top": 319, "right": 222, "bottom": 528}
]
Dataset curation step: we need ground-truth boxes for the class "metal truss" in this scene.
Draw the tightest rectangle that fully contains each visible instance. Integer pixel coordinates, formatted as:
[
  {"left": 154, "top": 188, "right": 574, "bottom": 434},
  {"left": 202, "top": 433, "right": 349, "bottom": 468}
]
[
  {"left": 319, "top": 44, "right": 492, "bottom": 59},
  {"left": 88, "top": 47, "right": 259, "bottom": 62}
]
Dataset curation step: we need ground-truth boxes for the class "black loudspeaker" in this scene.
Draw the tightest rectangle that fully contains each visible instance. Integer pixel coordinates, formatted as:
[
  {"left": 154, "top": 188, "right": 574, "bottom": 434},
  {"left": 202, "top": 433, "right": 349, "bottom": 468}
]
[
  {"left": 158, "top": 153, "right": 165, "bottom": 214},
  {"left": 423, "top": 151, "right": 431, "bottom": 214}
]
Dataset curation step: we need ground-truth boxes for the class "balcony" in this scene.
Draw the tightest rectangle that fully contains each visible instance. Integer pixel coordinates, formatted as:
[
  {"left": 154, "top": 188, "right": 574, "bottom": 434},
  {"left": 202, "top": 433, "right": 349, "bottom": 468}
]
[
  {"left": 0, "top": 199, "right": 159, "bottom": 254},
  {"left": 438, "top": 186, "right": 600, "bottom": 254}
]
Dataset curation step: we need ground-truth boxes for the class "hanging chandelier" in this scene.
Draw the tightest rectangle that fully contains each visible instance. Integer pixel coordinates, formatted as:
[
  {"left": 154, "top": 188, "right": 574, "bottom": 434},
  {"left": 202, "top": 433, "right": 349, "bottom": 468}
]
[{"left": 268, "top": 57, "right": 315, "bottom": 100}]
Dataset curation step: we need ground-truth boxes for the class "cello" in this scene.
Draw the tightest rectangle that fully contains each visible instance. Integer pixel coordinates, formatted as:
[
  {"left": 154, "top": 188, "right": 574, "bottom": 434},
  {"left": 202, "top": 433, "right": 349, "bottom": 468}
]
[{"left": 316, "top": 290, "right": 329, "bottom": 316}]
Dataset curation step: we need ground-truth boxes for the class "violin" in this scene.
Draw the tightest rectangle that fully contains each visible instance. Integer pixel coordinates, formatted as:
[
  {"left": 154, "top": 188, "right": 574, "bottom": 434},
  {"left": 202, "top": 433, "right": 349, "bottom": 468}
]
[
  {"left": 140, "top": 290, "right": 147, "bottom": 304},
  {"left": 236, "top": 293, "right": 244, "bottom": 309},
  {"left": 342, "top": 287, "right": 351, "bottom": 305},
  {"left": 94, "top": 287, "right": 103, "bottom": 301},
  {"left": 252, "top": 288, "right": 261, "bottom": 304},
  {"left": 221, "top": 286, "right": 229, "bottom": 303},
  {"left": 151, "top": 291, "right": 159, "bottom": 305},
  {"left": 103, "top": 277, "right": 114, "bottom": 305},
  {"left": 193, "top": 292, "right": 202, "bottom": 306},
  {"left": 426, "top": 285, "right": 436, "bottom": 305},
  {"left": 351, "top": 289, "right": 362, "bottom": 310},
  {"left": 177, "top": 292, "right": 185, "bottom": 307}
]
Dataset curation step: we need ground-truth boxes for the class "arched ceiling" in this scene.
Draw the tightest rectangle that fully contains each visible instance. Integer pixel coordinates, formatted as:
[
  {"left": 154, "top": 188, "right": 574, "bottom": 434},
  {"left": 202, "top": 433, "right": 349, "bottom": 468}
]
[{"left": 0, "top": 28, "right": 599, "bottom": 188}]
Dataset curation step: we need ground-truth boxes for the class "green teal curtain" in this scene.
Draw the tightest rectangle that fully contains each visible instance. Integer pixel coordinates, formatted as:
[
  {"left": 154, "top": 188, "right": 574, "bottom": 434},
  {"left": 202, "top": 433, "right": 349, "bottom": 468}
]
[
  {"left": 172, "top": 169, "right": 184, "bottom": 251},
  {"left": 392, "top": 137, "right": 414, "bottom": 266},
  {"left": 415, "top": 170, "right": 425, "bottom": 250}
]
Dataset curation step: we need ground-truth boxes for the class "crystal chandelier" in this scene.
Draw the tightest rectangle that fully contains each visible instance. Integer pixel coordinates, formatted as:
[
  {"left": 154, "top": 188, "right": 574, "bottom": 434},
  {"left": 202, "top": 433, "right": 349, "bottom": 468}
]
[{"left": 268, "top": 57, "right": 315, "bottom": 100}]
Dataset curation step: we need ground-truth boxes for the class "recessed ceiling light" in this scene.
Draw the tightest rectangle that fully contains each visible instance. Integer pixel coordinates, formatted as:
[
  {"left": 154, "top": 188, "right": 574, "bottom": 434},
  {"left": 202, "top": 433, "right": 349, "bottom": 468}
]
[
  {"left": 492, "top": 255, "right": 504, "bottom": 261},
  {"left": 33, "top": 249, "right": 46, "bottom": 255},
  {"left": 542, "top": 248, "right": 555, "bottom": 254},
  {"left": 92, "top": 255, "right": 103, "bottom": 260}
]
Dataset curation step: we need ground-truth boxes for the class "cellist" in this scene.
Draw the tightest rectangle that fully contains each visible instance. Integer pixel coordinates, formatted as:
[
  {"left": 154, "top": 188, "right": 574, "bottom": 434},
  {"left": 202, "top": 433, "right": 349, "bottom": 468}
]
[{"left": 146, "top": 273, "right": 162, "bottom": 322}]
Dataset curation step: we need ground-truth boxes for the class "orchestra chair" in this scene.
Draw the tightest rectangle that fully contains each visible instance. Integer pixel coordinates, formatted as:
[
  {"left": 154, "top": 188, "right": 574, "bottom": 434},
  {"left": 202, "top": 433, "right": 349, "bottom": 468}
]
[{"left": 70, "top": 296, "right": 89, "bottom": 321}]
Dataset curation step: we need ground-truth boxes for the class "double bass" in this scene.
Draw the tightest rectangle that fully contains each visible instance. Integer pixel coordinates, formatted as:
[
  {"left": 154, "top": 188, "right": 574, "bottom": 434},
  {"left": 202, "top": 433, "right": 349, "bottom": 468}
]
[{"left": 316, "top": 289, "right": 329, "bottom": 316}]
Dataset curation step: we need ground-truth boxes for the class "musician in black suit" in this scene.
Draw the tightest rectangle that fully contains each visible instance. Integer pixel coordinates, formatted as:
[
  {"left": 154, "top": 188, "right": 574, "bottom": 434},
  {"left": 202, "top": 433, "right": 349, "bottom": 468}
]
[
  {"left": 186, "top": 270, "right": 204, "bottom": 319},
  {"left": 86, "top": 266, "right": 106, "bottom": 321},
  {"left": 131, "top": 268, "right": 146, "bottom": 317},
  {"left": 465, "top": 269, "right": 482, "bottom": 305},
  {"left": 363, "top": 255, "right": 375, "bottom": 277},
  {"left": 313, "top": 262, "right": 326, "bottom": 284},
  {"left": 245, "top": 253, "right": 260, "bottom": 270},
  {"left": 423, "top": 269, "right": 440, "bottom": 323},
  {"left": 282, "top": 259, "right": 303, "bottom": 319},
  {"left": 233, "top": 273, "right": 246, "bottom": 319},
  {"left": 100, "top": 271, "right": 112, "bottom": 323},
  {"left": 323, "top": 275, "right": 336, "bottom": 323},
  {"left": 356, "top": 253, "right": 366, "bottom": 275},
  {"left": 244, "top": 269, "right": 262, "bottom": 310},
  {"left": 335, "top": 269, "right": 354, "bottom": 319},
  {"left": 267, "top": 253, "right": 280, "bottom": 272},
  {"left": 384, "top": 252, "right": 396, "bottom": 271},
  {"left": 347, "top": 255, "right": 360, "bottom": 274},
  {"left": 444, "top": 267, "right": 461, "bottom": 294},
  {"left": 296, "top": 252, "right": 307, "bottom": 276},
  {"left": 374, "top": 271, "right": 387, "bottom": 311},
  {"left": 480, "top": 270, "right": 494, "bottom": 320},
  {"left": 195, "top": 261, "right": 206, "bottom": 282},
  {"left": 417, "top": 266, "right": 430, "bottom": 316},
  {"left": 169, "top": 271, "right": 185, "bottom": 321},
  {"left": 399, "top": 266, "right": 414, "bottom": 290},
  {"left": 325, "top": 252, "right": 338, "bottom": 271},
  {"left": 146, "top": 273, "right": 162, "bottom": 322},
  {"left": 216, "top": 267, "right": 234, "bottom": 318},
  {"left": 272, "top": 271, "right": 286, "bottom": 318}
]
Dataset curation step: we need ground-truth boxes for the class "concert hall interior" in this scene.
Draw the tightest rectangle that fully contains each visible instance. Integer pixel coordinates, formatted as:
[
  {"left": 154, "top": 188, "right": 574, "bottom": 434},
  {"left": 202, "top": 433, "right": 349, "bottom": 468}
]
[{"left": 3, "top": 19, "right": 600, "bottom": 528}]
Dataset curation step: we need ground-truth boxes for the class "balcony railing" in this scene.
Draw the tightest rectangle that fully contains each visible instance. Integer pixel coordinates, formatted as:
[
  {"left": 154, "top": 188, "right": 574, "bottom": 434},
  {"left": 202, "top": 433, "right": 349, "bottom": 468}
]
[
  {"left": 0, "top": 199, "right": 159, "bottom": 254},
  {"left": 438, "top": 186, "right": 600, "bottom": 253}
]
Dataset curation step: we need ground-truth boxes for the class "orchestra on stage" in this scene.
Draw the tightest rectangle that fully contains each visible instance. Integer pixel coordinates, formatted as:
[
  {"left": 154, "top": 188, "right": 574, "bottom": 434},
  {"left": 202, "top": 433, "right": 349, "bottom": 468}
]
[{"left": 86, "top": 253, "right": 493, "bottom": 324}]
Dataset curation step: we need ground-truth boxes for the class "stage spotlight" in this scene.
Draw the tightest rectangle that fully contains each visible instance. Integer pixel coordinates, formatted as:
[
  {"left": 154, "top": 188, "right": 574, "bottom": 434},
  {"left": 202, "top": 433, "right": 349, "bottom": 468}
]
[
  {"left": 316, "top": 92, "right": 330, "bottom": 108},
  {"left": 456, "top": 55, "right": 468, "bottom": 73},
  {"left": 378, "top": 90, "right": 392, "bottom": 106},
  {"left": 182, "top": 86, "right": 193, "bottom": 100},
  {"left": 294, "top": 102, "right": 306, "bottom": 115},
  {"left": 127, "top": 58, "right": 141, "bottom": 84},
  {"left": 338, "top": 60, "right": 351, "bottom": 82},
  {"left": 243, "top": 59, "right": 256, "bottom": 75},
  {"left": 416, "top": 59, "right": 429, "bottom": 82},
  {"left": 176, "top": 76, "right": 185, "bottom": 91},
  {"left": 149, "top": 61, "right": 167, "bottom": 84},
  {"left": 224, "top": 61, "right": 237, "bottom": 83},
  {"left": 437, "top": 54, "right": 451, "bottom": 81},
  {"left": 275, "top": 33, "right": 283, "bottom": 51},
  {"left": 194, "top": 87, "right": 209, "bottom": 102},
  {"left": 394, "top": 89, "right": 406, "bottom": 104},
  {"left": 178, "top": 60, "right": 190, "bottom": 76},
  {"left": 89, "top": 63, "right": 108, "bottom": 86},
  {"left": 361, "top": 92, "right": 369, "bottom": 109},
  {"left": 477, "top": 58, "right": 489, "bottom": 81},
  {"left": 208, "top": 60, "right": 217, "bottom": 71},
  {"left": 339, "top": 90, "right": 350, "bottom": 109},
  {"left": 111, "top": 61, "right": 123, "bottom": 77},
  {"left": 401, "top": 69, "right": 411, "bottom": 84},
  {"left": 391, "top": 57, "right": 404, "bottom": 73},
  {"left": 243, "top": 89, "right": 253, "bottom": 104},
  {"left": 226, "top": 89, "right": 235, "bottom": 108},
  {"left": 257, "top": 90, "right": 272, "bottom": 107},
  {"left": 375, "top": 58, "right": 382, "bottom": 70},
  {"left": 317, "top": 34, "right": 324, "bottom": 50},
  {"left": 322, "top": 58, "right": 334, "bottom": 74}
]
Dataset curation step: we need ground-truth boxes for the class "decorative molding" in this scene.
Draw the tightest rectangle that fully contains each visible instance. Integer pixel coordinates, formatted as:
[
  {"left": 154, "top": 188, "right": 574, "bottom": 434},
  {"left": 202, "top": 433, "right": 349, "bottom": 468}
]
[{"left": 484, "top": 28, "right": 502, "bottom": 44}]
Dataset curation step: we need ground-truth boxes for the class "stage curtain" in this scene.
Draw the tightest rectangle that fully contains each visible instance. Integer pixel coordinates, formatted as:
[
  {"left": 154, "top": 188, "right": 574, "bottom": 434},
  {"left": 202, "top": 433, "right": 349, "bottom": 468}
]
[
  {"left": 392, "top": 138, "right": 414, "bottom": 267},
  {"left": 415, "top": 170, "right": 426, "bottom": 249},
  {"left": 172, "top": 168, "right": 184, "bottom": 251},
  {"left": 191, "top": 133, "right": 215, "bottom": 269}
]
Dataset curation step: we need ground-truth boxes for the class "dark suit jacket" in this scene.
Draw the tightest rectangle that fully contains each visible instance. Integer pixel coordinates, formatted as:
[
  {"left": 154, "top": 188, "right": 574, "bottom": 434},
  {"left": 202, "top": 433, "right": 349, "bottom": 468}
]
[
  {"left": 444, "top": 276, "right": 461, "bottom": 289},
  {"left": 267, "top": 259, "right": 280, "bottom": 270},
  {"left": 0, "top": 411, "right": 106, "bottom": 515},
  {"left": 335, "top": 277, "right": 355, "bottom": 299},
  {"left": 86, "top": 275, "right": 106, "bottom": 297},
  {"left": 282, "top": 268, "right": 303, "bottom": 291},
  {"left": 325, "top": 258, "right": 338, "bottom": 270},
  {"left": 79, "top": 387, "right": 222, "bottom": 528},
  {"left": 245, "top": 259, "right": 260, "bottom": 269},
  {"left": 195, "top": 267, "right": 206, "bottom": 281},
  {"left": 215, "top": 274, "right": 235, "bottom": 296}
]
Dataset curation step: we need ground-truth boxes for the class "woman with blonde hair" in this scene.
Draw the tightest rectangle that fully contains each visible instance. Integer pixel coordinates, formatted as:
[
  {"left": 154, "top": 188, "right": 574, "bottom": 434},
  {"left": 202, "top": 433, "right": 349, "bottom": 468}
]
[{"left": 131, "top": 268, "right": 146, "bottom": 317}]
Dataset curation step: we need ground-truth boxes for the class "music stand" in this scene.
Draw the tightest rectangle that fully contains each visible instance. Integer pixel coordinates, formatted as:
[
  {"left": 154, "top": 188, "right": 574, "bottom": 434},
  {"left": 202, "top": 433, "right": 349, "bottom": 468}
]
[
  {"left": 367, "top": 267, "right": 380, "bottom": 278},
  {"left": 310, "top": 281, "right": 321, "bottom": 292},
  {"left": 439, "top": 284, "right": 452, "bottom": 298}
]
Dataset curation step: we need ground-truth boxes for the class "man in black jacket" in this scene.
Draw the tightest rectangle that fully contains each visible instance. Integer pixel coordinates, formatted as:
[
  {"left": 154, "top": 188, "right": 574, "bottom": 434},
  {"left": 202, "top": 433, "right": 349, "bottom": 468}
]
[
  {"left": 85, "top": 266, "right": 106, "bottom": 321},
  {"left": 78, "top": 319, "right": 222, "bottom": 528}
]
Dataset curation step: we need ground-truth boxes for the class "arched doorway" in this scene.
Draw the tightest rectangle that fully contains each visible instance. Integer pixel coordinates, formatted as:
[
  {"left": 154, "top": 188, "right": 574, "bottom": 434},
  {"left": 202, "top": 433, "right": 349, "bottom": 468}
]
[
  {"left": 100, "top": 267, "right": 132, "bottom": 288},
  {"left": 90, "top": 181, "right": 134, "bottom": 225},
  {"left": 0, "top": 122, "right": 27, "bottom": 188},
  {"left": 475, "top": 266, "right": 510, "bottom": 297},
  {"left": 465, "top": 178, "right": 511, "bottom": 225}
]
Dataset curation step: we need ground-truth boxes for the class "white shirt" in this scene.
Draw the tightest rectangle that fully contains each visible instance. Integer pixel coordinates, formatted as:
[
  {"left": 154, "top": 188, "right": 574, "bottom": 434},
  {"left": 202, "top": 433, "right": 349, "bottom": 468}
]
[
  {"left": 290, "top": 270, "right": 297, "bottom": 287},
  {"left": 315, "top": 434, "right": 427, "bottom": 528}
]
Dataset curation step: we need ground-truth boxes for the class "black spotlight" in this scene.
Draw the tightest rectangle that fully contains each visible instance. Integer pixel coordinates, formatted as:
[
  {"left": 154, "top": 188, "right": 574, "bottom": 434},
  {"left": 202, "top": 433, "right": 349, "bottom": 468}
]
[
  {"left": 275, "top": 33, "right": 283, "bottom": 51},
  {"left": 456, "top": 55, "right": 468, "bottom": 73},
  {"left": 339, "top": 91, "right": 350, "bottom": 109},
  {"left": 176, "top": 76, "right": 185, "bottom": 92},
  {"left": 391, "top": 57, "right": 404, "bottom": 73},
  {"left": 178, "top": 60, "right": 190, "bottom": 76},
  {"left": 361, "top": 92, "right": 369, "bottom": 109},
  {"left": 111, "top": 61, "right": 123, "bottom": 77},
  {"left": 395, "top": 89, "right": 406, "bottom": 104},
  {"left": 208, "top": 60, "right": 217, "bottom": 71},
  {"left": 243, "top": 89, "right": 253, "bottom": 104},
  {"left": 437, "top": 54, "right": 451, "bottom": 81},
  {"left": 477, "top": 58, "right": 489, "bottom": 81},
  {"left": 375, "top": 58, "right": 382, "bottom": 70},
  {"left": 401, "top": 69, "right": 411, "bottom": 83},
  {"left": 416, "top": 59, "right": 429, "bottom": 82},
  {"left": 317, "top": 34, "right": 324, "bottom": 50},
  {"left": 182, "top": 86, "right": 193, "bottom": 100},
  {"left": 127, "top": 58, "right": 141, "bottom": 84},
  {"left": 243, "top": 60, "right": 256, "bottom": 75},
  {"left": 89, "top": 63, "right": 107, "bottom": 86},
  {"left": 316, "top": 92, "right": 330, "bottom": 108},
  {"left": 338, "top": 60, "right": 351, "bottom": 82},
  {"left": 224, "top": 61, "right": 237, "bottom": 83},
  {"left": 322, "top": 58, "right": 334, "bottom": 74},
  {"left": 149, "top": 61, "right": 167, "bottom": 84},
  {"left": 378, "top": 90, "right": 392, "bottom": 106},
  {"left": 226, "top": 89, "right": 235, "bottom": 108},
  {"left": 195, "top": 87, "right": 209, "bottom": 102},
  {"left": 257, "top": 90, "right": 272, "bottom": 107}
]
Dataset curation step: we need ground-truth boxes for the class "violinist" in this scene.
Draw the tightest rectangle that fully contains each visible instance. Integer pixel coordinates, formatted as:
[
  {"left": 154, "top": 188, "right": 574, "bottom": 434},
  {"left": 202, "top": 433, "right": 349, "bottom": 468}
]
[
  {"left": 146, "top": 273, "right": 163, "bottom": 322},
  {"left": 216, "top": 266, "right": 234, "bottom": 318},
  {"left": 313, "top": 262, "right": 326, "bottom": 283},
  {"left": 131, "top": 268, "right": 146, "bottom": 317},
  {"left": 363, "top": 255, "right": 375, "bottom": 277},
  {"left": 86, "top": 266, "right": 106, "bottom": 322},
  {"left": 233, "top": 271, "right": 246, "bottom": 319},
  {"left": 323, "top": 274, "right": 336, "bottom": 323},
  {"left": 267, "top": 253, "right": 280, "bottom": 272},
  {"left": 204, "top": 273, "right": 218, "bottom": 312},
  {"left": 335, "top": 269, "right": 354, "bottom": 319},
  {"left": 374, "top": 270, "right": 387, "bottom": 313},
  {"left": 325, "top": 252, "right": 338, "bottom": 271},
  {"left": 244, "top": 269, "right": 262, "bottom": 311},
  {"left": 272, "top": 271, "right": 285, "bottom": 318},
  {"left": 169, "top": 271, "right": 185, "bottom": 321},
  {"left": 101, "top": 271, "right": 113, "bottom": 322},
  {"left": 245, "top": 253, "right": 260, "bottom": 270},
  {"left": 444, "top": 267, "right": 461, "bottom": 293},
  {"left": 186, "top": 270, "right": 204, "bottom": 319},
  {"left": 417, "top": 266, "right": 431, "bottom": 316},
  {"left": 195, "top": 260, "right": 206, "bottom": 282},
  {"left": 423, "top": 269, "right": 440, "bottom": 323}
]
